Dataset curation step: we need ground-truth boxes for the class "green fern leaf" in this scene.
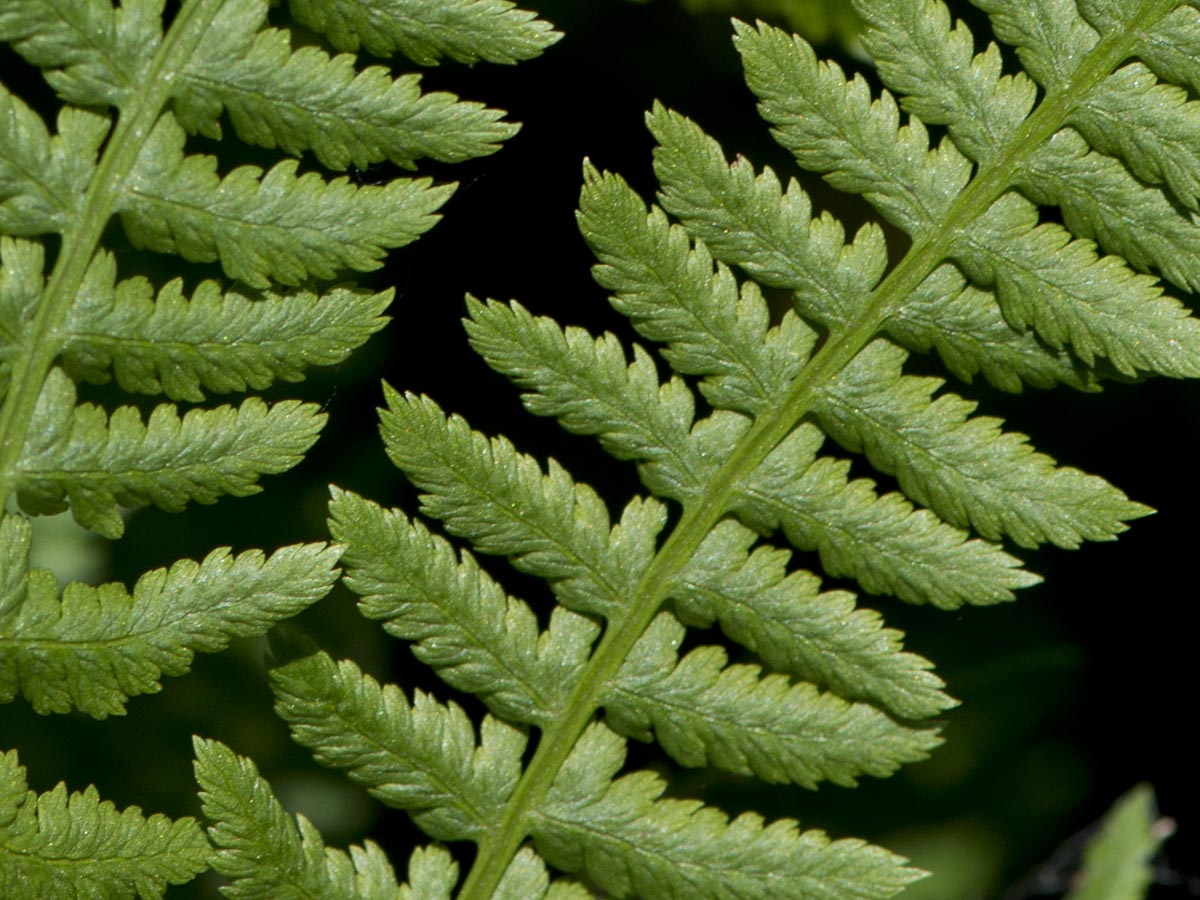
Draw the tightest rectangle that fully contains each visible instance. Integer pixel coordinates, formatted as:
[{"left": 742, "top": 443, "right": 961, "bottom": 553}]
[
  {"left": 378, "top": 387, "right": 667, "bottom": 619},
  {"left": 461, "top": 291, "right": 976, "bottom": 689},
  {"left": 603, "top": 612, "right": 940, "bottom": 787},
  {"left": 736, "top": 423, "right": 1038, "bottom": 607},
  {"left": 1132, "top": 5, "right": 1200, "bottom": 91},
  {"left": 398, "top": 846, "right": 458, "bottom": 900},
  {"left": 120, "top": 114, "right": 452, "bottom": 288},
  {"left": 328, "top": 486, "right": 598, "bottom": 727},
  {"left": 287, "top": 0, "right": 561, "bottom": 65},
  {"left": 532, "top": 723, "right": 923, "bottom": 900},
  {"left": 736, "top": 20, "right": 971, "bottom": 235},
  {"left": 195, "top": 736, "right": 443, "bottom": 900},
  {"left": 465, "top": 296, "right": 706, "bottom": 502},
  {"left": 814, "top": 338, "right": 1150, "bottom": 547},
  {"left": 0, "top": 0, "right": 160, "bottom": 107},
  {"left": 11, "top": 368, "right": 324, "bottom": 538},
  {"left": 972, "top": 0, "right": 1099, "bottom": 91},
  {"left": 491, "top": 847, "right": 599, "bottom": 900},
  {"left": 0, "top": 514, "right": 339, "bottom": 717},
  {"left": 644, "top": 105, "right": 1097, "bottom": 393},
  {"left": 1022, "top": 129, "right": 1200, "bottom": 293},
  {"left": 676, "top": 520, "right": 951, "bottom": 720},
  {"left": 177, "top": 0, "right": 518, "bottom": 170},
  {"left": 0, "top": 747, "right": 208, "bottom": 900},
  {"left": 883, "top": 267, "right": 1100, "bottom": 392},
  {"left": 955, "top": 192, "right": 1200, "bottom": 375},
  {"left": 853, "top": 0, "right": 1035, "bottom": 164},
  {"left": 158, "top": 2, "right": 1197, "bottom": 897},
  {"left": 1065, "top": 785, "right": 1169, "bottom": 900},
  {"left": 270, "top": 650, "right": 526, "bottom": 842},
  {"left": 465, "top": 275, "right": 1136, "bottom": 555},
  {"left": 1069, "top": 62, "right": 1200, "bottom": 211},
  {"left": 0, "top": 87, "right": 107, "bottom": 235},
  {"left": 0, "top": 239, "right": 42, "bottom": 400},
  {"left": 646, "top": 103, "right": 885, "bottom": 328},
  {"left": 58, "top": 246, "right": 390, "bottom": 402},
  {"left": 578, "top": 165, "right": 811, "bottom": 414},
  {"left": 3, "top": 0, "right": 555, "bottom": 893}
]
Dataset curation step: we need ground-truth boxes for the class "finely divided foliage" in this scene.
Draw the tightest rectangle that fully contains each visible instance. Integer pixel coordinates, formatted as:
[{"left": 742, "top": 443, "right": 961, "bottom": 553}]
[
  {"left": 302, "top": 0, "right": 1196, "bottom": 898},
  {"left": 0, "top": 0, "right": 556, "bottom": 895},
  {"left": 0, "top": 1, "right": 1191, "bottom": 899}
]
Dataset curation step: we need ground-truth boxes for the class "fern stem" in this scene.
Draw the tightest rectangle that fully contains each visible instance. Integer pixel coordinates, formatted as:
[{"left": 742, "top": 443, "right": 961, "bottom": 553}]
[
  {"left": 460, "top": 5, "right": 1182, "bottom": 895},
  {"left": 0, "top": 0, "right": 227, "bottom": 508}
]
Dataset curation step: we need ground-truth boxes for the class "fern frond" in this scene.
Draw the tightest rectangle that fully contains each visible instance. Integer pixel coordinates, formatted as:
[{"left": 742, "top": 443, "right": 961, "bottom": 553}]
[
  {"left": 464, "top": 296, "right": 705, "bottom": 501},
  {"left": 1070, "top": 62, "right": 1200, "bottom": 211},
  {"left": 1022, "top": 130, "right": 1200, "bottom": 292},
  {"left": 677, "top": 520, "right": 951, "bottom": 720},
  {"left": 736, "top": 422, "right": 1037, "bottom": 607},
  {"left": 378, "top": 387, "right": 667, "bottom": 619},
  {"left": 4, "top": 0, "right": 556, "bottom": 894},
  {"left": 1066, "top": 785, "right": 1168, "bottom": 900},
  {"left": 121, "top": 115, "right": 452, "bottom": 289},
  {"left": 58, "top": 247, "right": 390, "bottom": 402},
  {"left": 328, "top": 486, "right": 598, "bottom": 727},
  {"left": 270, "top": 650, "right": 525, "bottom": 842},
  {"left": 815, "top": 339, "right": 1150, "bottom": 547},
  {"left": 532, "top": 723, "right": 923, "bottom": 900},
  {"left": 646, "top": 103, "right": 885, "bottom": 329},
  {"left": 177, "top": 1, "right": 518, "bottom": 170},
  {"left": 603, "top": 612, "right": 940, "bottom": 787},
  {"left": 955, "top": 193, "right": 1200, "bottom": 376},
  {"left": 972, "top": 0, "right": 1102, "bottom": 91},
  {"left": 644, "top": 105, "right": 1097, "bottom": 393},
  {"left": 0, "top": 515, "right": 339, "bottom": 717},
  {"left": 467, "top": 293, "right": 1056, "bottom": 602},
  {"left": 579, "top": 165, "right": 811, "bottom": 414},
  {"left": 287, "top": 0, "right": 561, "bottom": 65},
  {"left": 0, "top": 747, "right": 208, "bottom": 900},
  {"left": 195, "top": 736, "right": 445, "bottom": 900},
  {"left": 12, "top": 369, "right": 324, "bottom": 538},
  {"left": 852, "top": 0, "right": 1035, "bottom": 164},
  {"left": 256, "top": 2, "right": 1196, "bottom": 898},
  {"left": 737, "top": 21, "right": 971, "bottom": 235},
  {"left": 487, "top": 847, "right": 598, "bottom": 900}
]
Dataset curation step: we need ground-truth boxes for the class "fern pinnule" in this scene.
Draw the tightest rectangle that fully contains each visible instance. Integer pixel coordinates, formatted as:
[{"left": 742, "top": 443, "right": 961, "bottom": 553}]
[
  {"left": 0, "top": 514, "right": 340, "bottom": 718},
  {"left": 0, "top": 747, "right": 209, "bottom": 900},
  {"left": 59, "top": 247, "right": 393, "bottom": 403},
  {"left": 195, "top": 735, "right": 454, "bottom": 900}
]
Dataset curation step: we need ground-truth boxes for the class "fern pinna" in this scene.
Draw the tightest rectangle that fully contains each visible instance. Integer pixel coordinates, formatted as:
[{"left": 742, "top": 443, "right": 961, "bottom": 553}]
[
  {"left": 0, "top": 0, "right": 557, "bottom": 896},
  {"left": 247, "top": 0, "right": 1197, "bottom": 898}
]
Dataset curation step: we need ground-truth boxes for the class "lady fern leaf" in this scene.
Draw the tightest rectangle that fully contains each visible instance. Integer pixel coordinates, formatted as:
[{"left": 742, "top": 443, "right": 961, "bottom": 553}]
[
  {"left": 283, "top": 1, "right": 1199, "bottom": 898},
  {"left": 0, "top": 0, "right": 556, "bottom": 894},
  {"left": 0, "top": 748, "right": 208, "bottom": 899}
]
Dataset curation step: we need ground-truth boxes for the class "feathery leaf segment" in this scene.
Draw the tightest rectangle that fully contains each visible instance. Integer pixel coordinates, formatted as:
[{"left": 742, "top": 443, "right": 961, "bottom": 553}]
[
  {"left": 1, "top": 0, "right": 558, "bottom": 894},
  {"left": 303, "top": 1, "right": 1198, "bottom": 898}
]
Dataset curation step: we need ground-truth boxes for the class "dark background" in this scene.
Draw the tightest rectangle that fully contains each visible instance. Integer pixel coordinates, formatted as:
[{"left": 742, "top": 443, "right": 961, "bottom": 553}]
[{"left": 0, "top": 1, "right": 1195, "bottom": 897}]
